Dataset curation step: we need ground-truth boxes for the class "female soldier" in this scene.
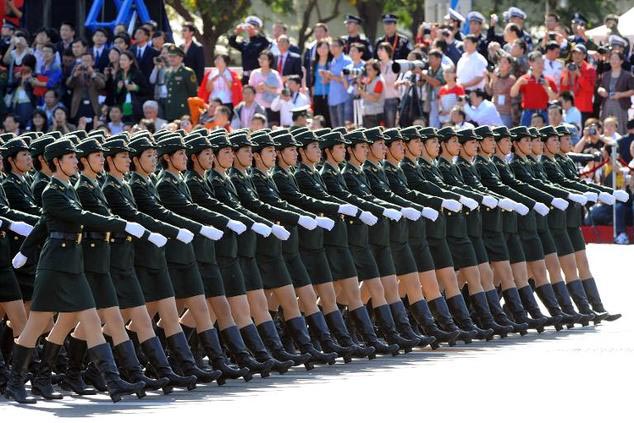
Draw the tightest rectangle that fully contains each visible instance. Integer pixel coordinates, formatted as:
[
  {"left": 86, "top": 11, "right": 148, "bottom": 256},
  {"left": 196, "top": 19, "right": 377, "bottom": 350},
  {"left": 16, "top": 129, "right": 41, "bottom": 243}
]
[
  {"left": 319, "top": 129, "right": 423, "bottom": 352},
  {"left": 293, "top": 130, "right": 400, "bottom": 355},
  {"left": 270, "top": 129, "right": 376, "bottom": 359},
  {"left": 29, "top": 136, "right": 56, "bottom": 207},
  {"left": 227, "top": 130, "right": 339, "bottom": 365},
  {"left": 6, "top": 139, "right": 148, "bottom": 404}
]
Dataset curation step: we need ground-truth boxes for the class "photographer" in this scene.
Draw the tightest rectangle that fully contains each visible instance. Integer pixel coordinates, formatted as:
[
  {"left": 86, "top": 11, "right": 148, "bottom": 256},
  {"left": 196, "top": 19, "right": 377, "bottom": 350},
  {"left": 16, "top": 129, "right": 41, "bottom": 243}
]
[
  {"left": 66, "top": 51, "right": 105, "bottom": 127},
  {"left": 6, "top": 53, "right": 36, "bottom": 128},
  {"left": 270, "top": 74, "right": 310, "bottom": 127},
  {"left": 228, "top": 16, "right": 271, "bottom": 85},
  {"left": 343, "top": 42, "right": 366, "bottom": 125},
  {"left": 574, "top": 118, "right": 608, "bottom": 155},
  {"left": 355, "top": 59, "right": 384, "bottom": 127},
  {"left": 486, "top": 53, "right": 516, "bottom": 126},
  {"left": 149, "top": 44, "right": 170, "bottom": 111},
  {"left": 560, "top": 44, "right": 596, "bottom": 124},
  {"left": 460, "top": 88, "right": 502, "bottom": 126},
  {"left": 510, "top": 51, "right": 558, "bottom": 126}
]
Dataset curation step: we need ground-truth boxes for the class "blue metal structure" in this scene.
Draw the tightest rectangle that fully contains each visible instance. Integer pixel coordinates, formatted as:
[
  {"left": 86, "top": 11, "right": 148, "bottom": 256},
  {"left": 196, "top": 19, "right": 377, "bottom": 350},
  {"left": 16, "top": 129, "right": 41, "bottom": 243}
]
[{"left": 84, "top": 0, "right": 152, "bottom": 30}]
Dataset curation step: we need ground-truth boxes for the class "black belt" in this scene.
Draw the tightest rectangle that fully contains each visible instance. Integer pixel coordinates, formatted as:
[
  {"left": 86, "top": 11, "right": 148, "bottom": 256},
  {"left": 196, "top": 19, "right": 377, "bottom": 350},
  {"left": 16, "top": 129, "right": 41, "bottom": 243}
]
[
  {"left": 83, "top": 232, "right": 111, "bottom": 241},
  {"left": 49, "top": 232, "right": 82, "bottom": 243}
]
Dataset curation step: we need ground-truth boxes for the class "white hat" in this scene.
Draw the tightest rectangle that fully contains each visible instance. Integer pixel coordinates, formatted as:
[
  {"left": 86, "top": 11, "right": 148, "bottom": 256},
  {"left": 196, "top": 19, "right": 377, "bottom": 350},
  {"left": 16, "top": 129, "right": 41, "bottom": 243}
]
[{"left": 245, "top": 16, "right": 263, "bottom": 27}]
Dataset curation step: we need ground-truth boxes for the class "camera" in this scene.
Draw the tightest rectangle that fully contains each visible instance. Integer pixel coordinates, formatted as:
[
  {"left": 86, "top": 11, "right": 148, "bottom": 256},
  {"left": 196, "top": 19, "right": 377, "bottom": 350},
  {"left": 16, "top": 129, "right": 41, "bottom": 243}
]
[
  {"left": 392, "top": 59, "right": 428, "bottom": 73},
  {"left": 568, "top": 152, "right": 601, "bottom": 165},
  {"left": 548, "top": 32, "right": 557, "bottom": 41},
  {"left": 281, "top": 88, "right": 291, "bottom": 97},
  {"left": 342, "top": 68, "right": 365, "bottom": 77},
  {"left": 153, "top": 56, "right": 164, "bottom": 65},
  {"left": 588, "top": 126, "right": 597, "bottom": 136},
  {"left": 567, "top": 63, "right": 578, "bottom": 72}
]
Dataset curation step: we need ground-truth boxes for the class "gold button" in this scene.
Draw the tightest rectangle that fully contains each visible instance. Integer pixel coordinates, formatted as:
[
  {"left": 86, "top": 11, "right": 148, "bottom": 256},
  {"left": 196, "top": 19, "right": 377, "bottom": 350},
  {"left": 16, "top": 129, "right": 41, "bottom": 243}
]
[
  {"left": 14, "top": 236, "right": 18, "bottom": 240},
  {"left": 465, "top": 211, "right": 469, "bottom": 215},
  {"left": 62, "top": 242, "right": 66, "bottom": 247},
  {"left": 90, "top": 243, "right": 95, "bottom": 247}
]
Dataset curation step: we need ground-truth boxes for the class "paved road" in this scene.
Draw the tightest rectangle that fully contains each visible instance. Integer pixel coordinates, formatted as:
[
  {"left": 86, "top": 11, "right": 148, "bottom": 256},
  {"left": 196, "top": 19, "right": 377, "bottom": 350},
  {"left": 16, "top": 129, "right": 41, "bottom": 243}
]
[{"left": 1, "top": 244, "right": 632, "bottom": 422}]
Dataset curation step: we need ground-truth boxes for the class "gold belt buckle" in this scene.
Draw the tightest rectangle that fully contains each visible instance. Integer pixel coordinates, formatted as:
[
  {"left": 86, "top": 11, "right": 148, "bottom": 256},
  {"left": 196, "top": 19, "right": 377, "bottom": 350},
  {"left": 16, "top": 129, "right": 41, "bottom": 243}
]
[
  {"left": 126, "top": 235, "right": 132, "bottom": 242},
  {"left": 105, "top": 232, "right": 111, "bottom": 242},
  {"left": 76, "top": 233, "right": 83, "bottom": 244}
]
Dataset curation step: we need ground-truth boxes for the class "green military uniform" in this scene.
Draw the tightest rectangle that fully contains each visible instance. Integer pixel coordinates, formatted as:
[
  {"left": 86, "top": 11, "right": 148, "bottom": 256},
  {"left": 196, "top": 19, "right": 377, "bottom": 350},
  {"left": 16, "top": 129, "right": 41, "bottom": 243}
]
[
  {"left": 29, "top": 136, "right": 56, "bottom": 207},
  {"left": 164, "top": 46, "right": 198, "bottom": 122}
]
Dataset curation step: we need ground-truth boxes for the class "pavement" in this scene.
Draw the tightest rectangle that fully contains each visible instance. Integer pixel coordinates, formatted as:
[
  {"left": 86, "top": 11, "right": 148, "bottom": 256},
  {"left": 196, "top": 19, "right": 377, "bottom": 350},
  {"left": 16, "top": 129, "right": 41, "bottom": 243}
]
[{"left": 1, "top": 244, "right": 632, "bottom": 423}]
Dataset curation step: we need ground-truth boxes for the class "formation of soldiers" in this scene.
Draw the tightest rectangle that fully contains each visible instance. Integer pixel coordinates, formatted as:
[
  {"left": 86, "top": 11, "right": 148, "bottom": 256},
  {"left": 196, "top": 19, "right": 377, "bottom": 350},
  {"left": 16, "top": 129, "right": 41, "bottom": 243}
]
[{"left": 0, "top": 122, "right": 624, "bottom": 404}]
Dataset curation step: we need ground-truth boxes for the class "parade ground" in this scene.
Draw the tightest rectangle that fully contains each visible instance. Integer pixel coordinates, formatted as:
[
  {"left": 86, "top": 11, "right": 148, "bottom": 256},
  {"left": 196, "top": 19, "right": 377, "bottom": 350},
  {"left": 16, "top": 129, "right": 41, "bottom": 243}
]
[{"left": 1, "top": 243, "right": 631, "bottom": 423}]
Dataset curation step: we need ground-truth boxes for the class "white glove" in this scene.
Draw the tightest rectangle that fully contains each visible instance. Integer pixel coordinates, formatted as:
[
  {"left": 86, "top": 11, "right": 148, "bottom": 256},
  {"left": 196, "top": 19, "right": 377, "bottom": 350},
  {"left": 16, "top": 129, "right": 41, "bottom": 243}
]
[
  {"left": 382, "top": 208, "right": 402, "bottom": 221},
  {"left": 584, "top": 191, "right": 598, "bottom": 202},
  {"left": 514, "top": 202, "right": 530, "bottom": 216},
  {"left": 271, "top": 224, "right": 290, "bottom": 240},
  {"left": 401, "top": 207, "right": 421, "bottom": 221},
  {"left": 297, "top": 215, "right": 318, "bottom": 230},
  {"left": 599, "top": 192, "right": 616, "bottom": 205},
  {"left": 148, "top": 232, "right": 168, "bottom": 248},
  {"left": 338, "top": 204, "right": 358, "bottom": 216},
  {"left": 441, "top": 199, "right": 462, "bottom": 212},
  {"left": 200, "top": 226, "right": 223, "bottom": 241},
  {"left": 359, "top": 211, "right": 378, "bottom": 226},
  {"left": 550, "top": 198, "right": 569, "bottom": 211},
  {"left": 567, "top": 193, "right": 587, "bottom": 206},
  {"left": 0, "top": 220, "right": 2, "bottom": 228},
  {"left": 459, "top": 195, "right": 479, "bottom": 211},
  {"left": 227, "top": 219, "right": 247, "bottom": 235},
  {"left": 251, "top": 222, "right": 272, "bottom": 237},
  {"left": 533, "top": 202, "right": 549, "bottom": 216},
  {"left": 9, "top": 221, "right": 33, "bottom": 237},
  {"left": 498, "top": 198, "right": 515, "bottom": 211},
  {"left": 12, "top": 252, "right": 27, "bottom": 269},
  {"left": 315, "top": 216, "right": 335, "bottom": 231},
  {"left": 614, "top": 189, "right": 629, "bottom": 203},
  {"left": 176, "top": 228, "right": 194, "bottom": 244},
  {"left": 481, "top": 195, "right": 498, "bottom": 209},
  {"left": 422, "top": 207, "right": 439, "bottom": 222},
  {"left": 124, "top": 222, "right": 145, "bottom": 239}
]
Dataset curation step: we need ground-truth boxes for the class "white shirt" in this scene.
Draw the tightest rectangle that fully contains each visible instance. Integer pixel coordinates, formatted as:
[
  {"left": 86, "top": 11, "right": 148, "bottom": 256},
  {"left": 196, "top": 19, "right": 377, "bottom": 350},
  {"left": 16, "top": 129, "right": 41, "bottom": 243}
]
[
  {"left": 543, "top": 58, "right": 564, "bottom": 89},
  {"left": 207, "top": 68, "right": 233, "bottom": 104},
  {"left": 564, "top": 106, "right": 582, "bottom": 131},
  {"left": 270, "top": 91, "right": 310, "bottom": 126},
  {"left": 464, "top": 100, "right": 503, "bottom": 126},
  {"left": 456, "top": 51, "right": 487, "bottom": 90}
]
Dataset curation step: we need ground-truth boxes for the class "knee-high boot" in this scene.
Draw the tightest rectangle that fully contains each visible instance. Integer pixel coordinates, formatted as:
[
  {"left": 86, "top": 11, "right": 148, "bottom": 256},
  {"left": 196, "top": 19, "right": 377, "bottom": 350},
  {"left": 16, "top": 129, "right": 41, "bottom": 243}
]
[
  {"left": 60, "top": 336, "right": 98, "bottom": 395},
  {"left": 427, "top": 297, "right": 473, "bottom": 344},
  {"left": 87, "top": 343, "right": 146, "bottom": 403},
  {"left": 518, "top": 286, "right": 563, "bottom": 330},
  {"left": 408, "top": 299, "right": 459, "bottom": 348},
  {"left": 581, "top": 278, "right": 621, "bottom": 321},
  {"left": 165, "top": 332, "right": 222, "bottom": 383},
  {"left": 349, "top": 306, "right": 399, "bottom": 355},
  {"left": 446, "top": 295, "right": 494, "bottom": 340},
  {"left": 114, "top": 340, "right": 171, "bottom": 394},
  {"left": 324, "top": 310, "right": 376, "bottom": 359},
  {"left": 305, "top": 312, "right": 354, "bottom": 362},
  {"left": 31, "top": 340, "right": 64, "bottom": 399},
  {"left": 551, "top": 281, "right": 593, "bottom": 327},
  {"left": 485, "top": 289, "right": 528, "bottom": 335},
  {"left": 140, "top": 336, "right": 197, "bottom": 390},
  {"left": 197, "top": 328, "right": 251, "bottom": 383},
  {"left": 0, "top": 338, "right": 7, "bottom": 395},
  {"left": 4, "top": 343, "right": 37, "bottom": 404},
  {"left": 373, "top": 304, "right": 421, "bottom": 352},
  {"left": 239, "top": 324, "right": 294, "bottom": 374},
  {"left": 285, "top": 316, "right": 338, "bottom": 364},
  {"left": 566, "top": 280, "right": 608, "bottom": 324},
  {"left": 470, "top": 292, "right": 514, "bottom": 337},
  {"left": 221, "top": 326, "right": 274, "bottom": 377},
  {"left": 534, "top": 283, "right": 580, "bottom": 328},
  {"left": 180, "top": 325, "right": 207, "bottom": 370},
  {"left": 257, "top": 320, "right": 313, "bottom": 369},
  {"left": 502, "top": 287, "right": 547, "bottom": 333},
  {"left": 389, "top": 301, "right": 436, "bottom": 348}
]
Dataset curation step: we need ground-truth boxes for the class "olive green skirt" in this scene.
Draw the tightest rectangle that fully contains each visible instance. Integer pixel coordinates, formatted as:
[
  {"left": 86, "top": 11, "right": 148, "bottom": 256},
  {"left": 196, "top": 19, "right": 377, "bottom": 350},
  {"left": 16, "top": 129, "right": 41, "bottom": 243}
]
[
  {"left": 299, "top": 248, "right": 333, "bottom": 285},
  {"left": 167, "top": 263, "right": 205, "bottom": 299},
  {"left": 218, "top": 257, "right": 247, "bottom": 297},
  {"left": 283, "top": 254, "right": 312, "bottom": 288},
  {"left": 427, "top": 238, "right": 454, "bottom": 270},
  {"left": 482, "top": 231, "right": 509, "bottom": 262},
  {"left": 0, "top": 268, "right": 22, "bottom": 302},
  {"left": 567, "top": 227, "right": 586, "bottom": 252},
  {"left": 389, "top": 242, "right": 417, "bottom": 276},
  {"left": 110, "top": 267, "right": 146, "bottom": 309},
  {"left": 519, "top": 233, "right": 545, "bottom": 262},
  {"left": 468, "top": 236, "right": 490, "bottom": 265},
  {"left": 239, "top": 256, "right": 264, "bottom": 292},
  {"left": 370, "top": 244, "right": 397, "bottom": 277},
  {"left": 504, "top": 233, "right": 526, "bottom": 264},
  {"left": 30, "top": 269, "right": 95, "bottom": 313},
  {"left": 257, "top": 256, "right": 293, "bottom": 290},
  {"left": 16, "top": 272, "right": 34, "bottom": 302},
  {"left": 85, "top": 271, "right": 119, "bottom": 310},
  {"left": 324, "top": 245, "right": 357, "bottom": 281},
  {"left": 197, "top": 261, "right": 226, "bottom": 298},
  {"left": 551, "top": 229, "right": 575, "bottom": 257},
  {"left": 447, "top": 235, "right": 478, "bottom": 270},
  {"left": 135, "top": 265, "right": 176, "bottom": 303},
  {"left": 350, "top": 245, "right": 380, "bottom": 281},
  {"left": 409, "top": 241, "right": 436, "bottom": 273},
  {"left": 537, "top": 228, "right": 557, "bottom": 256}
]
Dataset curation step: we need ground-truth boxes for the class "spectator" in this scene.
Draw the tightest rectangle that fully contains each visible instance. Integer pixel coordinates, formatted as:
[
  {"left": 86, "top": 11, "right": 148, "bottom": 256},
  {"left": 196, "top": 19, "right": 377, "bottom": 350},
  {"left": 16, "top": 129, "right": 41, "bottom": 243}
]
[
  {"left": 206, "top": 105, "right": 232, "bottom": 131},
  {"left": 617, "top": 119, "right": 634, "bottom": 164},
  {"left": 356, "top": 59, "right": 384, "bottom": 127},
  {"left": 103, "top": 47, "right": 122, "bottom": 106},
  {"left": 269, "top": 22, "right": 300, "bottom": 56},
  {"left": 3, "top": 31, "right": 32, "bottom": 84},
  {"left": 547, "top": 102, "right": 564, "bottom": 127},
  {"left": 50, "top": 106, "right": 75, "bottom": 134},
  {"left": 462, "top": 88, "right": 503, "bottom": 126},
  {"left": 560, "top": 44, "right": 596, "bottom": 124},
  {"left": 438, "top": 66, "right": 465, "bottom": 125},
  {"left": 180, "top": 21, "right": 205, "bottom": 85},
  {"left": 249, "top": 49, "right": 283, "bottom": 125},
  {"left": 164, "top": 45, "right": 197, "bottom": 122},
  {"left": 342, "top": 15, "right": 373, "bottom": 60},
  {"left": 249, "top": 113, "right": 267, "bottom": 131},
  {"left": 456, "top": 34, "right": 487, "bottom": 91},
  {"left": 309, "top": 39, "right": 332, "bottom": 127},
  {"left": 32, "top": 27, "right": 58, "bottom": 70},
  {"left": 142, "top": 100, "right": 167, "bottom": 130},
  {"left": 7, "top": 53, "right": 36, "bottom": 127},
  {"left": 229, "top": 16, "right": 271, "bottom": 85},
  {"left": 71, "top": 39, "right": 88, "bottom": 64},
  {"left": 271, "top": 75, "right": 310, "bottom": 127},
  {"left": 603, "top": 116, "right": 621, "bottom": 142},
  {"left": 2, "top": 113, "right": 20, "bottom": 134},
  {"left": 503, "top": 7, "right": 533, "bottom": 51},
  {"left": 113, "top": 50, "right": 150, "bottom": 123},
  {"left": 190, "top": 97, "right": 221, "bottom": 127},
  {"left": 38, "top": 89, "right": 62, "bottom": 124},
  {"left": 203, "top": 54, "right": 239, "bottom": 110},
  {"left": 66, "top": 51, "right": 105, "bottom": 125},
  {"left": 343, "top": 43, "right": 366, "bottom": 124},
  {"left": 107, "top": 104, "right": 125, "bottom": 135},
  {"left": 148, "top": 44, "right": 169, "bottom": 113},
  {"left": 420, "top": 49, "right": 445, "bottom": 127},
  {"left": 597, "top": 51, "right": 634, "bottom": 135},
  {"left": 130, "top": 26, "right": 159, "bottom": 82},
  {"left": 531, "top": 112, "right": 546, "bottom": 129},
  {"left": 510, "top": 51, "right": 558, "bottom": 126},
  {"left": 303, "top": 23, "right": 329, "bottom": 90},
  {"left": 26, "top": 109, "right": 48, "bottom": 132},
  {"left": 509, "top": 39, "right": 529, "bottom": 77},
  {"left": 574, "top": 118, "right": 607, "bottom": 154},
  {"left": 486, "top": 54, "right": 516, "bottom": 127},
  {"left": 275, "top": 35, "right": 303, "bottom": 81},
  {"left": 502, "top": 23, "right": 522, "bottom": 53},
  {"left": 561, "top": 91, "right": 582, "bottom": 135},
  {"left": 464, "top": 12, "right": 488, "bottom": 58},
  {"left": 441, "top": 27, "right": 463, "bottom": 65},
  {"left": 33, "top": 43, "right": 63, "bottom": 102},
  {"left": 231, "top": 85, "right": 265, "bottom": 129},
  {"left": 376, "top": 42, "right": 399, "bottom": 128},
  {"left": 0, "top": 21, "right": 16, "bottom": 57},
  {"left": 151, "top": 30, "right": 166, "bottom": 52},
  {"left": 446, "top": 8, "right": 465, "bottom": 41},
  {"left": 542, "top": 42, "right": 563, "bottom": 90},
  {"left": 56, "top": 21, "right": 76, "bottom": 56},
  {"left": 374, "top": 14, "right": 412, "bottom": 61},
  {"left": 323, "top": 38, "right": 352, "bottom": 128},
  {"left": 450, "top": 107, "right": 474, "bottom": 130},
  {"left": 91, "top": 28, "right": 110, "bottom": 72},
  {"left": 113, "top": 32, "right": 130, "bottom": 52}
]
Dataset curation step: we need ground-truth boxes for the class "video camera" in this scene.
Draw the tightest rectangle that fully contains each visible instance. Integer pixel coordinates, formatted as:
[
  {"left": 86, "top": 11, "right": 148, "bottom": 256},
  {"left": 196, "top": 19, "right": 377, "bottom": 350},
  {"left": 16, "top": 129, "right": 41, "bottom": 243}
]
[
  {"left": 392, "top": 59, "right": 428, "bottom": 73},
  {"left": 568, "top": 152, "right": 602, "bottom": 165}
]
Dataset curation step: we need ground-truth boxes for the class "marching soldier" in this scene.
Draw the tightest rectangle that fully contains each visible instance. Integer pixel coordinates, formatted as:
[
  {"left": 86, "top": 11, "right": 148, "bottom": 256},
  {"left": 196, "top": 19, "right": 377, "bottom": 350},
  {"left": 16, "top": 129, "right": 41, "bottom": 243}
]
[
  {"left": 164, "top": 44, "right": 198, "bottom": 122},
  {"left": 29, "top": 136, "right": 56, "bottom": 207}
]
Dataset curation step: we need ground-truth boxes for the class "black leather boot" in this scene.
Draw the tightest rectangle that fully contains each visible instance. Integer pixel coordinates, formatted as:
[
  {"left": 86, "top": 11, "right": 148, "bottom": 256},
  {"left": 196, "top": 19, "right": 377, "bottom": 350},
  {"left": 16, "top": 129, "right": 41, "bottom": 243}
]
[
  {"left": 4, "top": 343, "right": 37, "bottom": 404},
  {"left": 427, "top": 297, "right": 473, "bottom": 344},
  {"left": 221, "top": 326, "right": 274, "bottom": 377},
  {"left": 88, "top": 343, "right": 146, "bottom": 402},
  {"left": 165, "top": 332, "right": 221, "bottom": 383},
  {"left": 534, "top": 283, "right": 580, "bottom": 328},
  {"left": 0, "top": 340, "right": 7, "bottom": 395},
  {"left": 270, "top": 310, "right": 297, "bottom": 354},
  {"left": 470, "top": 292, "right": 514, "bottom": 337},
  {"left": 140, "top": 336, "right": 197, "bottom": 390},
  {"left": 306, "top": 312, "right": 353, "bottom": 363},
  {"left": 114, "top": 340, "right": 170, "bottom": 394},
  {"left": 373, "top": 304, "right": 421, "bottom": 352},
  {"left": 502, "top": 287, "right": 547, "bottom": 333},
  {"left": 389, "top": 301, "right": 436, "bottom": 348},
  {"left": 485, "top": 290, "right": 528, "bottom": 335},
  {"left": 567, "top": 280, "right": 609, "bottom": 324},
  {"left": 408, "top": 299, "right": 459, "bottom": 348},
  {"left": 285, "top": 316, "right": 338, "bottom": 364},
  {"left": 582, "top": 278, "right": 621, "bottom": 321},
  {"left": 0, "top": 324, "right": 13, "bottom": 364},
  {"left": 31, "top": 340, "right": 64, "bottom": 399},
  {"left": 324, "top": 310, "right": 376, "bottom": 359},
  {"left": 197, "top": 328, "right": 251, "bottom": 383},
  {"left": 446, "top": 295, "right": 494, "bottom": 340},
  {"left": 349, "top": 306, "right": 399, "bottom": 356},
  {"left": 60, "top": 336, "right": 97, "bottom": 395},
  {"left": 551, "top": 281, "right": 593, "bottom": 327},
  {"left": 518, "top": 286, "right": 563, "bottom": 330},
  {"left": 181, "top": 325, "right": 208, "bottom": 370},
  {"left": 257, "top": 320, "right": 313, "bottom": 369},
  {"left": 240, "top": 324, "right": 293, "bottom": 374}
]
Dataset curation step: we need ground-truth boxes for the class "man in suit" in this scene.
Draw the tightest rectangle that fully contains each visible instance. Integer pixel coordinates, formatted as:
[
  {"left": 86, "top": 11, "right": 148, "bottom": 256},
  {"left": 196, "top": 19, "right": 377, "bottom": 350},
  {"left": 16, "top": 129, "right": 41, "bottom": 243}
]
[
  {"left": 270, "top": 22, "right": 300, "bottom": 56},
  {"left": 91, "top": 27, "right": 110, "bottom": 73},
  {"left": 180, "top": 21, "right": 205, "bottom": 85},
  {"left": 130, "top": 26, "right": 159, "bottom": 83},
  {"left": 275, "top": 35, "right": 302, "bottom": 81},
  {"left": 56, "top": 21, "right": 76, "bottom": 56}
]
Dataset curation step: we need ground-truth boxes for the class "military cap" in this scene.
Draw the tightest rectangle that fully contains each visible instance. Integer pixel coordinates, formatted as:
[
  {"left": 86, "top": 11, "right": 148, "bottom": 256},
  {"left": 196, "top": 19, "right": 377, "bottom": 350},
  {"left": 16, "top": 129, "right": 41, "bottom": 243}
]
[
  {"left": 446, "top": 8, "right": 465, "bottom": 23},
  {"left": 504, "top": 6, "right": 526, "bottom": 21},
  {"left": 189, "top": 127, "right": 209, "bottom": 138},
  {"left": 313, "top": 128, "right": 331, "bottom": 138},
  {"left": 400, "top": 126, "right": 421, "bottom": 141},
  {"left": 185, "top": 133, "right": 212, "bottom": 156},
  {"left": 344, "top": 14, "right": 363, "bottom": 25},
  {"left": 493, "top": 126, "right": 512, "bottom": 140},
  {"left": 20, "top": 131, "right": 39, "bottom": 142},
  {"left": 77, "top": 138, "right": 109, "bottom": 158},
  {"left": 67, "top": 129, "right": 88, "bottom": 141},
  {"left": 102, "top": 138, "right": 131, "bottom": 156},
  {"left": 456, "top": 128, "right": 482, "bottom": 144},
  {"left": 88, "top": 132, "right": 106, "bottom": 143},
  {"left": 508, "top": 126, "right": 531, "bottom": 140},
  {"left": 245, "top": 15, "right": 263, "bottom": 28},
  {"left": 319, "top": 131, "right": 349, "bottom": 150},
  {"left": 228, "top": 132, "right": 256, "bottom": 149},
  {"left": 474, "top": 125, "right": 495, "bottom": 139},
  {"left": 167, "top": 44, "right": 185, "bottom": 57},
  {"left": 291, "top": 105, "right": 311, "bottom": 121},
  {"left": 30, "top": 136, "right": 56, "bottom": 157},
  {"left": 251, "top": 132, "right": 280, "bottom": 152},
  {"left": 571, "top": 13, "right": 588, "bottom": 25},
  {"left": 0, "top": 138, "right": 30, "bottom": 157},
  {"left": 364, "top": 127, "right": 385, "bottom": 142},
  {"left": 555, "top": 125, "right": 571, "bottom": 136},
  {"left": 209, "top": 134, "right": 233, "bottom": 152},
  {"left": 269, "top": 128, "right": 290, "bottom": 139},
  {"left": 273, "top": 133, "right": 302, "bottom": 149},
  {"left": 47, "top": 131, "right": 63, "bottom": 140},
  {"left": 331, "top": 127, "right": 348, "bottom": 135},
  {"left": 538, "top": 125, "right": 559, "bottom": 140},
  {"left": 157, "top": 136, "right": 186, "bottom": 156},
  {"left": 294, "top": 130, "right": 320, "bottom": 147},
  {"left": 290, "top": 126, "right": 309, "bottom": 136},
  {"left": 128, "top": 136, "right": 157, "bottom": 156},
  {"left": 528, "top": 127, "right": 540, "bottom": 138},
  {"left": 382, "top": 128, "right": 404, "bottom": 145},
  {"left": 382, "top": 14, "right": 398, "bottom": 24},
  {"left": 418, "top": 127, "right": 438, "bottom": 140},
  {"left": 0, "top": 133, "right": 15, "bottom": 143},
  {"left": 89, "top": 127, "right": 108, "bottom": 137},
  {"left": 436, "top": 126, "right": 457, "bottom": 141},
  {"left": 44, "top": 139, "right": 77, "bottom": 162},
  {"left": 209, "top": 127, "right": 228, "bottom": 137},
  {"left": 63, "top": 134, "right": 81, "bottom": 145},
  {"left": 344, "top": 130, "right": 370, "bottom": 145},
  {"left": 466, "top": 11, "right": 485, "bottom": 24},
  {"left": 609, "top": 34, "right": 627, "bottom": 48}
]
